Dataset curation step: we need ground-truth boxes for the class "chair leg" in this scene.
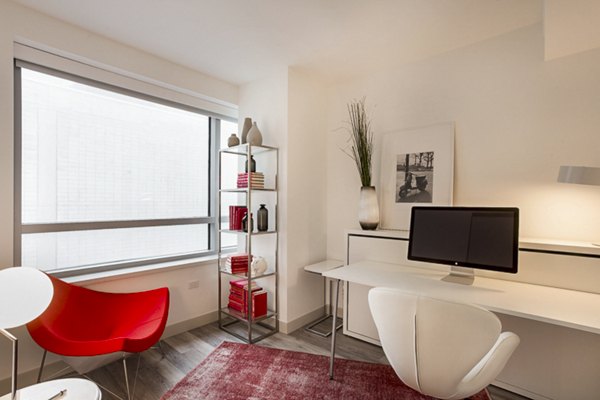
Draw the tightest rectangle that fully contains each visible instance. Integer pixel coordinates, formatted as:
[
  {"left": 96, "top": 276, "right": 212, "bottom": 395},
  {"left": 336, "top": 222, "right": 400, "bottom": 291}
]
[
  {"left": 122, "top": 357, "right": 131, "bottom": 400},
  {"left": 37, "top": 350, "right": 47, "bottom": 383}
]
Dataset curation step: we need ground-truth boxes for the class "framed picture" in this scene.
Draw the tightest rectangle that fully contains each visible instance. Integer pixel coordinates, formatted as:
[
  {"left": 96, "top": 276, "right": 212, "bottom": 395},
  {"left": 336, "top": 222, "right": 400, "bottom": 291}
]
[{"left": 379, "top": 122, "right": 454, "bottom": 230}]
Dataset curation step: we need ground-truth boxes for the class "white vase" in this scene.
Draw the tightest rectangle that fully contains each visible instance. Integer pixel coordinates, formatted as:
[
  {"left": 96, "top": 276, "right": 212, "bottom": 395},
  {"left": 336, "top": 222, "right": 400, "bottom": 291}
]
[
  {"left": 251, "top": 256, "right": 268, "bottom": 276},
  {"left": 247, "top": 122, "right": 263, "bottom": 146},
  {"left": 358, "top": 186, "right": 379, "bottom": 230},
  {"left": 241, "top": 117, "right": 252, "bottom": 144}
]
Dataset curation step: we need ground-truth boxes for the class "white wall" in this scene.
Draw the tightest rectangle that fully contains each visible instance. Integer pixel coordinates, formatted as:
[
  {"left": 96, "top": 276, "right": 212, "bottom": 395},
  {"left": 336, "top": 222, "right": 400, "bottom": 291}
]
[
  {"left": 238, "top": 70, "right": 289, "bottom": 325},
  {"left": 285, "top": 68, "right": 328, "bottom": 328},
  {"left": 544, "top": 0, "right": 600, "bottom": 60},
  {"left": 326, "top": 23, "right": 600, "bottom": 259},
  {"left": 238, "top": 68, "right": 329, "bottom": 332},
  {"left": 0, "top": 0, "right": 238, "bottom": 386}
]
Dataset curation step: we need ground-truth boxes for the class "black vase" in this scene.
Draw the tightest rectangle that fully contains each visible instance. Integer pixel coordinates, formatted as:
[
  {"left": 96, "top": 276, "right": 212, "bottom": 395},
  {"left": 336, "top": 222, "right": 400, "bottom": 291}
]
[
  {"left": 257, "top": 204, "right": 268, "bottom": 232},
  {"left": 242, "top": 212, "right": 253, "bottom": 233},
  {"left": 245, "top": 156, "right": 256, "bottom": 173}
]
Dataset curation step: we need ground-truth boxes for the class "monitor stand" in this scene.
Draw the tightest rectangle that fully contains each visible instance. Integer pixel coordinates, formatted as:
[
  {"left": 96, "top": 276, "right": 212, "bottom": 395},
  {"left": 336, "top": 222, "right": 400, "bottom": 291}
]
[{"left": 441, "top": 266, "right": 475, "bottom": 285}]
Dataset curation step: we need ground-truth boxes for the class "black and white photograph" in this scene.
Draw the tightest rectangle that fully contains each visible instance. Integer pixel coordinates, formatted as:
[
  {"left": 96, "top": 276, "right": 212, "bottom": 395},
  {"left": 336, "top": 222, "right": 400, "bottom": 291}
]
[
  {"left": 396, "top": 152, "right": 434, "bottom": 203},
  {"left": 380, "top": 123, "right": 454, "bottom": 229}
]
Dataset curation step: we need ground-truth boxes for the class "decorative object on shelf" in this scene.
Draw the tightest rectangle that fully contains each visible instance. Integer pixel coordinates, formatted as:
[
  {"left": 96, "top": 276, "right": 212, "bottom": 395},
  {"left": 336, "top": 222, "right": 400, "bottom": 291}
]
[
  {"left": 0, "top": 267, "right": 53, "bottom": 400},
  {"left": 557, "top": 165, "right": 600, "bottom": 246},
  {"left": 237, "top": 172, "right": 264, "bottom": 188},
  {"left": 247, "top": 122, "right": 263, "bottom": 146},
  {"left": 228, "top": 279, "right": 267, "bottom": 318},
  {"left": 227, "top": 133, "right": 240, "bottom": 147},
  {"left": 380, "top": 122, "right": 454, "bottom": 230},
  {"left": 251, "top": 256, "right": 268, "bottom": 276},
  {"left": 358, "top": 186, "right": 379, "bottom": 230},
  {"left": 245, "top": 155, "right": 256, "bottom": 173},
  {"left": 224, "top": 254, "right": 252, "bottom": 275},
  {"left": 242, "top": 212, "right": 253, "bottom": 232},
  {"left": 257, "top": 204, "right": 268, "bottom": 231},
  {"left": 229, "top": 206, "right": 247, "bottom": 230},
  {"left": 343, "top": 98, "right": 379, "bottom": 230},
  {"left": 241, "top": 117, "right": 252, "bottom": 144}
]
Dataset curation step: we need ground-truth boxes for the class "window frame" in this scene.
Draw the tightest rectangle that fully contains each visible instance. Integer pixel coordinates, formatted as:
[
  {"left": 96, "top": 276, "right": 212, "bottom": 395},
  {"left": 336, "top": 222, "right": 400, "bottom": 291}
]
[{"left": 14, "top": 60, "right": 230, "bottom": 277}]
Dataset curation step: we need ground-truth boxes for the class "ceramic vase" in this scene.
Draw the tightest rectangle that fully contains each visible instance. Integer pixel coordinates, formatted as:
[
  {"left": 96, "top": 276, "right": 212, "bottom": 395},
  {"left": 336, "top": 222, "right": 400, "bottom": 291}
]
[
  {"left": 247, "top": 122, "right": 263, "bottom": 146},
  {"left": 251, "top": 256, "right": 268, "bottom": 276},
  {"left": 242, "top": 212, "right": 253, "bottom": 232},
  {"left": 257, "top": 204, "right": 268, "bottom": 231},
  {"left": 358, "top": 186, "right": 379, "bottom": 230},
  {"left": 227, "top": 133, "right": 240, "bottom": 147},
  {"left": 241, "top": 118, "right": 252, "bottom": 144},
  {"left": 245, "top": 155, "right": 256, "bottom": 173}
]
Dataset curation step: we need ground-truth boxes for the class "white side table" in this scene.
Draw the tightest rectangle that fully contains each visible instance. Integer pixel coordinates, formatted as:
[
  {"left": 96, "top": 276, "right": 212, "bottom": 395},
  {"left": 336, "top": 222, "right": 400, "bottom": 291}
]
[
  {"left": 0, "top": 378, "right": 101, "bottom": 400},
  {"left": 304, "top": 260, "right": 344, "bottom": 337}
]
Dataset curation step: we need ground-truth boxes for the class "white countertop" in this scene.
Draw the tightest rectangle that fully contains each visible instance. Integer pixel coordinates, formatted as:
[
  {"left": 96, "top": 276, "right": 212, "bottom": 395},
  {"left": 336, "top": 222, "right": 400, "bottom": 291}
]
[{"left": 324, "top": 260, "right": 600, "bottom": 335}]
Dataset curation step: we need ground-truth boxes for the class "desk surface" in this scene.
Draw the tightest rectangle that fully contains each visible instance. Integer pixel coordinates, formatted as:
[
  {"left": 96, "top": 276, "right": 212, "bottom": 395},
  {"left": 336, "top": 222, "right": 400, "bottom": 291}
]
[{"left": 323, "top": 261, "right": 600, "bottom": 335}]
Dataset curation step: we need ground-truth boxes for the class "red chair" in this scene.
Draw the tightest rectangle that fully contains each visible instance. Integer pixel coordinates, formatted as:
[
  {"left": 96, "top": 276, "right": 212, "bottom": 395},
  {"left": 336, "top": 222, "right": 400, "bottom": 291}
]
[{"left": 27, "top": 274, "right": 170, "bottom": 399}]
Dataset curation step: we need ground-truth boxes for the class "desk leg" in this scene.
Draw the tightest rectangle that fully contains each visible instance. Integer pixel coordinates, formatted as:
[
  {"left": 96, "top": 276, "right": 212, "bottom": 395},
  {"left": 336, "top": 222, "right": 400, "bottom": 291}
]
[{"left": 329, "top": 278, "right": 340, "bottom": 380}]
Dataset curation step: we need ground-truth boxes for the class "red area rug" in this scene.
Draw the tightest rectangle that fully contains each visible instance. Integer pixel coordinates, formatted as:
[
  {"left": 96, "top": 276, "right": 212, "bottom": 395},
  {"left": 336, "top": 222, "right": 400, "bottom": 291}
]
[{"left": 161, "top": 341, "right": 490, "bottom": 400}]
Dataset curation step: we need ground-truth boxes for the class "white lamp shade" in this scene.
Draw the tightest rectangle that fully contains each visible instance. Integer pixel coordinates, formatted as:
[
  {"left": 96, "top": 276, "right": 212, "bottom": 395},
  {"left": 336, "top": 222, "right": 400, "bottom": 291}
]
[
  {"left": 0, "top": 267, "right": 53, "bottom": 329},
  {"left": 558, "top": 166, "right": 600, "bottom": 186}
]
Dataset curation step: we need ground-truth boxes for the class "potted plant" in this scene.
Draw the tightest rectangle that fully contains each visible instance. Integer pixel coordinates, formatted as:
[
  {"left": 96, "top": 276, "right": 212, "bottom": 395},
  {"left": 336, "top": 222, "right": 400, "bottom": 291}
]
[{"left": 344, "top": 98, "right": 379, "bottom": 230}]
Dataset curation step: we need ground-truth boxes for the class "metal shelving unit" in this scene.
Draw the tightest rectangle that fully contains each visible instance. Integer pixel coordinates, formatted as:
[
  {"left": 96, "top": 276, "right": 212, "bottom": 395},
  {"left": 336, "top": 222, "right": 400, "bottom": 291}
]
[{"left": 217, "top": 143, "right": 279, "bottom": 343}]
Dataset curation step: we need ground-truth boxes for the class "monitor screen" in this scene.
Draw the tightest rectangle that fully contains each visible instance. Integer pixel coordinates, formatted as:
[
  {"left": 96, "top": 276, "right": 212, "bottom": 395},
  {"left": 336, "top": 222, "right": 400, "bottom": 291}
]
[{"left": 407, "top": 207, "right": 519, "bottom": 274}]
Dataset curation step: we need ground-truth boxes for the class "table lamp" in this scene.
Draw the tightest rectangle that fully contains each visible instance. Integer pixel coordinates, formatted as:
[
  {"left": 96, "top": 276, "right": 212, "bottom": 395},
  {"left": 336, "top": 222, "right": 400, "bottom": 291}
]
[
  {"left": 557, "top": 165, "right": 600, "bottom": 246},
  {"left": 0, "top": 267, "right": 53, "bottom": 400}
]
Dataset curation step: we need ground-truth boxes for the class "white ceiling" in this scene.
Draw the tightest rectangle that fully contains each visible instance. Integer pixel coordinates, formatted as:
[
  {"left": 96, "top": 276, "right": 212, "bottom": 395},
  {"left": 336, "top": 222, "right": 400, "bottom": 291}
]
[{"left": 12, "top": 0, "right": 543, "bottom": 85}]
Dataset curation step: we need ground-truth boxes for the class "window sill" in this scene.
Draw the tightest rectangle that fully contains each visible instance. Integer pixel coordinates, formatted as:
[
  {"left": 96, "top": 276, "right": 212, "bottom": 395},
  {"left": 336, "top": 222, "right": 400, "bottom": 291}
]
[{"left": 63, "top": 254, "right": 220, "bottom": 285}]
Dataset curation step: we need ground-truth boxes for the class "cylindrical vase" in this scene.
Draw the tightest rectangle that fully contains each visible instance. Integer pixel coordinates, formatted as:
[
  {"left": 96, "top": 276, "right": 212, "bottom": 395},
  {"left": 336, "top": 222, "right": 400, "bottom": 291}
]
[{"left": 358, "top": 186, "right": 379, "bottom": 230}]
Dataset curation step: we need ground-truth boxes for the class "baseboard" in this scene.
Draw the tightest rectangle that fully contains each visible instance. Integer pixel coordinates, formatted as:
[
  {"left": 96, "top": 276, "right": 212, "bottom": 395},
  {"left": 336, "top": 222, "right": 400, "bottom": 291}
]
[
  {"left": 279, "top": 305, "right": 345, "bottom": 334},
  {"left": 492, "top": 379, "right": 552, "bottom": 400},
  {"left": 0, "top": 311, "right": 219, "bottom": 394},
  {"left": 162, "top": 311, "right": 219, "bottom": 338}
]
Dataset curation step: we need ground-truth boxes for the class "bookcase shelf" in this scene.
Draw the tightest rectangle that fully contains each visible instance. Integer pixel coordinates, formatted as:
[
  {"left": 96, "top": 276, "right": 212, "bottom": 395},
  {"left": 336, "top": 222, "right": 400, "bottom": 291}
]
[{"left": 217, "top": 143, "right": 279, "bottom": 344}]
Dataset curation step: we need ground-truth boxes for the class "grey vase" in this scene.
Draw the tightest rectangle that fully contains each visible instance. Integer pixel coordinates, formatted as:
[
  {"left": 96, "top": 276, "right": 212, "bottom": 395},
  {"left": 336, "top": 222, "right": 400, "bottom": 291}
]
[
  {"left": 247, "top": 122, "right": 263, "bottom": 146},
  {"left": 227, "top": 134, "right": 240, "bottom": 147},
  {"left": 241, "top": 118, "right": 252, "bottom": 144}
]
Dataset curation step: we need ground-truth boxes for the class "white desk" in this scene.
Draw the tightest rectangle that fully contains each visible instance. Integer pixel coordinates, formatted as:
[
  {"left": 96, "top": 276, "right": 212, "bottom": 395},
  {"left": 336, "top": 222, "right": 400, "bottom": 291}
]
[
  {"left": 0, "top": 378, "right": 101, "bottom": 400},
  {"left": 323, "top": 261, "right": 600, "bottom": 378}
]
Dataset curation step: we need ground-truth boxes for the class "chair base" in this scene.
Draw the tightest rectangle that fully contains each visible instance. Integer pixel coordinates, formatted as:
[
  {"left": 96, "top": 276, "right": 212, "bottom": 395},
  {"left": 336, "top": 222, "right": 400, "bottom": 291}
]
[{"left": 304, "top": 314, "right": 342, "bottom": 337}]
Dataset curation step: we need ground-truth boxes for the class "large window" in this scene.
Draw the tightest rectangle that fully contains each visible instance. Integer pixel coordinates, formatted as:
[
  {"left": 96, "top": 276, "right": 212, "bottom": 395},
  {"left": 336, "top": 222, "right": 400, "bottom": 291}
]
[{"left": 15, "top": 64, "right": 236, "bottom": 276}]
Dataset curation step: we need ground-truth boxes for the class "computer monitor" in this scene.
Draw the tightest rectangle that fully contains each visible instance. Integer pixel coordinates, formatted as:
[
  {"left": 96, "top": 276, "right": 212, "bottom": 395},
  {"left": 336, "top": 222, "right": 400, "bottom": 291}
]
[{"left": 407, "top": 206, "right": 519, "bottom": 285}]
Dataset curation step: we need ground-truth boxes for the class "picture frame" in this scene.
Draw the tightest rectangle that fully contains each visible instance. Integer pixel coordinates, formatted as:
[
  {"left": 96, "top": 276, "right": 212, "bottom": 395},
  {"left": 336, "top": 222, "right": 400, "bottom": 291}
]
[{"left": 379, "top": 122, "right": 455, "bottom": 230}]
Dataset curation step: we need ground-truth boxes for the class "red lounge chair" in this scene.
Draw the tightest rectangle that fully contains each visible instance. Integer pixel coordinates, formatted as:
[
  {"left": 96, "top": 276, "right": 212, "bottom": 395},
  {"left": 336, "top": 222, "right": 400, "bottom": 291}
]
[{"left": 27, "top": 274, "right": 169, "bottom": 399}]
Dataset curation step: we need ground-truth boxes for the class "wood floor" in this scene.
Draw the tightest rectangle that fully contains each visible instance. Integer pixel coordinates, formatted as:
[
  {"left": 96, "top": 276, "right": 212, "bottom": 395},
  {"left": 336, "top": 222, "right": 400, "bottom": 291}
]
[{"left": 65, "top": 320, "right": 528, "bottom": 400}]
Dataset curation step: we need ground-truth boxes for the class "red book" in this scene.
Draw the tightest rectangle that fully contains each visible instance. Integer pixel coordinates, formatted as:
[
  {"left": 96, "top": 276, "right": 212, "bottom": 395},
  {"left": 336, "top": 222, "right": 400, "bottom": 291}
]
[
  {"left": 230, "top": 279, "right": 261, "bottom": 290},
  {"left": 229, "top": 206, "right": 247, "bottom": 230},
  {"left": 251, "top": 290, "right": 268, "bottom": 317}
]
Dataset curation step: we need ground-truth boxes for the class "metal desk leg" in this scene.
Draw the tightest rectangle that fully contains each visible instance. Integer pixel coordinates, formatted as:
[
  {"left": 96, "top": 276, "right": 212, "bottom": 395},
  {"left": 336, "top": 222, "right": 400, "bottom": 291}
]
[{"left": 329, "top": 278, "right": 340, "bottom": 380}]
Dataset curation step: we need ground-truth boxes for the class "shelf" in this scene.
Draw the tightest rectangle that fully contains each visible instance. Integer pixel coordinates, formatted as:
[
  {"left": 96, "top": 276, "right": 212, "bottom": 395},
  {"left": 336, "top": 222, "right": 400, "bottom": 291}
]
[
  {"left": 219, "top": 270, "right": 276, "bottom": 279},
  {"left": 519, "top": 237, "right": 600, "bottom": 257},
  {"left": 218, "top": 143, "right": 278, "bottom": 344},
  {"left": 220, "top": 188, "right": 277, "bottom": 193},
  {"left": 220, "top": 229, "right": 277, "bottom": 235},
  {"left": 220, "top": 143, "right": 278, "bottom": 156},
  {"left": 219, "top": 307, "right": 277, "bottom": 324}
]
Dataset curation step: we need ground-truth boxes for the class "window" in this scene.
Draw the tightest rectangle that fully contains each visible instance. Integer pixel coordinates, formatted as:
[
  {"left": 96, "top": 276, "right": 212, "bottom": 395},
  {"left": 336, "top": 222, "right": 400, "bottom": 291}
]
[{"left": 15, "top": 63, "right": 236, "bottom": 276}]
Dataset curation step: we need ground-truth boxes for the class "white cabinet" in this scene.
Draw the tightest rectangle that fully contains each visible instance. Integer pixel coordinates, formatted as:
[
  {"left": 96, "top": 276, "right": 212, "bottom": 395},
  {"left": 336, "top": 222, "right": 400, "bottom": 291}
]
[
  {"left": 343, "top": 229, "right": 600, "bottom": 400},
  {"left": 344, "top": 230, "right": 414, "bottom": 344}
]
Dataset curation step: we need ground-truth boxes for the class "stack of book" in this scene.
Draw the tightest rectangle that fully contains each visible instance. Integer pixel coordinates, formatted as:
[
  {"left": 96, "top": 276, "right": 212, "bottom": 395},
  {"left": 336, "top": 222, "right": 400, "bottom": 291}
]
[
  {"left": 237, "top": 172, "right": 265, "bottom": 189},
  {"left": 229, "top": 206, "right": 247, "bottom": 230},
  {"left": 228, "top": 278, "right": 268, "bottom": 319},
  {"left": 223, "top": 254, "right": 252, "bottom": 275}
]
